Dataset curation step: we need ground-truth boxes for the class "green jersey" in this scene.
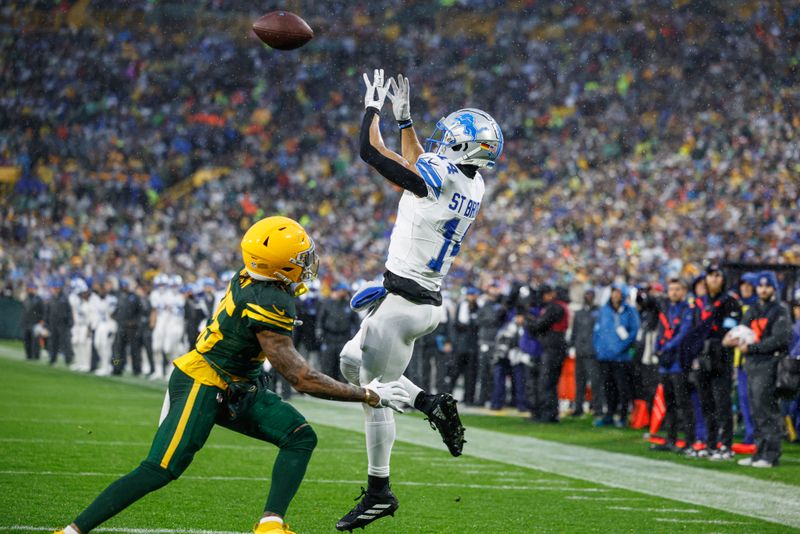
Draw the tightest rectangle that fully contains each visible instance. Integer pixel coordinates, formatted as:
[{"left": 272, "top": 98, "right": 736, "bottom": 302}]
[{"left": 192, "top": 268, "right": 297, "bottom": 380}]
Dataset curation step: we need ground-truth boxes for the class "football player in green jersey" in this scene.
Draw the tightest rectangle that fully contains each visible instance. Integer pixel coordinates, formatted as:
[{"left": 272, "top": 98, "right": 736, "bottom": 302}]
[{"left": 55, "top": 216, "right": 410, "bottom": 534}]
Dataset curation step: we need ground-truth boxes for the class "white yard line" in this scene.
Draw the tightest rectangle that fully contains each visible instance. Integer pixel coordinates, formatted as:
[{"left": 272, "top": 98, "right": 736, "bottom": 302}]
[
  {"left": 0, "top": 469, "right": 603, "bottom": 492},
  {"left": 607, "top": 506, "right": 700, "bottom": 513},
  {"left": 3, "top": 526, "right": 242, "bottom": 534},
  {"left": 566, "top": 496, "right": 645, "bottom": 501},
  {"left": 0, "top": 437, "right": 416, "bottom": 455},
  {"left": 654, "top": 518, "right": 751, "bottom": 525},
  {"left": 293, "top": 398, "right": 800, "bottom": 528}
]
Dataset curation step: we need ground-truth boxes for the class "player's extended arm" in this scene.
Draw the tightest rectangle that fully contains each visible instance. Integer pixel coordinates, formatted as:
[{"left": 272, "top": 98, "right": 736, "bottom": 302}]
[
  {"left": 360, "top": 109, "right": 427, "bottom": 197},
  {"left": 360, "top": 69, "right": 427, "bottom": 197},
  {"left": 400, "top": 125, "right": 424, "bottom": 166},
  {"left": 257, "top": 329, "right": 409, "bottom": 411},
  {"left": 388, "top": 74, "right": 424, "bottom": 164}
]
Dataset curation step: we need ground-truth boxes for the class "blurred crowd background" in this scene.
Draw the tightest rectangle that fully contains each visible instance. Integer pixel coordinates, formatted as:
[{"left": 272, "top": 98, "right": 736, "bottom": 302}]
[
  {"left": 2, "top": 0, "right": 800, "bottom": 463},
  {"left": 2, "top": 0, "right": 799, "bottom": 298}
]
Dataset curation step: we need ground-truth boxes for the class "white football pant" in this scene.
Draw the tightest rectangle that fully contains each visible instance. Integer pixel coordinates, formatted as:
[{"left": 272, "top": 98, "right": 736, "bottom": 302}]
[
  {"left": 339, "top": 293, "right": 439, "bottom": 478},
  {"left": 70, "top": 324, "right": 92, "bottom": 372},
  {"left": 93, "top": 320, "right": 117, "bottom": 375}
]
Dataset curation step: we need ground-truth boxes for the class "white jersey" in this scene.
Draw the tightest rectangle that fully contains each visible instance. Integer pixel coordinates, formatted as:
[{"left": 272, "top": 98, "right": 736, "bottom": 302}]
[
  {"left": 150, "top": 288, "right": 169, "bottom": 318},
  {"left": 70, "top": 294, "right": 93, "bottom": 328},
  {"left": 385, "top": 152, "right": 484, "bottom": 291},
  {"left": 91, "top": 293, "right": 118, "bottom": 328}
]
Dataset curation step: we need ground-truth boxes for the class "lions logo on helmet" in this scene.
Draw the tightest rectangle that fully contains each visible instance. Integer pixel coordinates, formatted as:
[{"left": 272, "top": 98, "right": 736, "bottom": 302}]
[
  {"left": 424, "top": 108, "right": 503, "bottom": 168},
  {"left": 241, "top": 216, "right": 319, "bottom": 286}
]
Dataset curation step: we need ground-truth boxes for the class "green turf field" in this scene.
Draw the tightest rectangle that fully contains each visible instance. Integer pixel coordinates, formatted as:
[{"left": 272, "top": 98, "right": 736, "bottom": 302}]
[{"left": 0, "top": 340, "right": 797, "bottom": 533}]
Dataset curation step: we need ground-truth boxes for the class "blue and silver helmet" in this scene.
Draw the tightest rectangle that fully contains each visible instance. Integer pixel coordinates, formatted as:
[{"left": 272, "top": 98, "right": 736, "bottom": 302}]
[{"left": 424, "top": 108, "right": 503, "bottom": 168}]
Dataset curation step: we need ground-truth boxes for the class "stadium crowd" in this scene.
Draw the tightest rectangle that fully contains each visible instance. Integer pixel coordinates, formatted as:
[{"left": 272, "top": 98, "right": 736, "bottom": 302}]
[{"left": 2, "top": 0, "right": 800, "bottom": 467}]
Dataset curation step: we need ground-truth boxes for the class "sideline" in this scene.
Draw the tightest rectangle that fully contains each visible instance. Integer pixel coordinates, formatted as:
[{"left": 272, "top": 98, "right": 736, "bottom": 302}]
[
  {"left": 294, "top": 398, "right": 800, "bottom": 529},
  {"left": 2, "top": 343, "right": 798, "bottom": 528}
]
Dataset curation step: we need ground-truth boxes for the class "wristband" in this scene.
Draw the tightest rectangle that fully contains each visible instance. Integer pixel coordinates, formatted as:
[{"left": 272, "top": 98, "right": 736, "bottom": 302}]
[{"left": 397, "top": 119, "right": 413, "bottom": 130}]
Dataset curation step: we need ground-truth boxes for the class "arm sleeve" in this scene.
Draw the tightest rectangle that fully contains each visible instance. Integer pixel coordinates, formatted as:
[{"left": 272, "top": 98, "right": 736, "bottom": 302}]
[{"left": 359, "top": 108, "right": 428, "bottom": 197}]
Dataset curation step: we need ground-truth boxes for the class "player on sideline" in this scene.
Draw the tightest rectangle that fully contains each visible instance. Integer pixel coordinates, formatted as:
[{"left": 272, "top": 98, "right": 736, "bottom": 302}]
[
  {"left": 54, "top": 216, "right": 410, "bottom": 534},
  {"left": 335, "top": 69, "right": 503, "bottom": 531}
]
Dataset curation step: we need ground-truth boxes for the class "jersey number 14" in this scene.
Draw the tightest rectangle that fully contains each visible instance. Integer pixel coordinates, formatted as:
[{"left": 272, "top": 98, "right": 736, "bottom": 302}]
[{"left": 427, "top": 217, "right": 471, "bottom": 273}]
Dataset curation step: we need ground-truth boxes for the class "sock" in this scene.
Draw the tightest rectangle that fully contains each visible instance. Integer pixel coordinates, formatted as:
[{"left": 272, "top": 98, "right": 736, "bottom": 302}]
[
  {"left": 74, "top": 462, "right": 172, "bottom": 532},
  {"left": 398, "top": 375, "right": 423, "bottom": 406},
  {"left": 264, "top": 424, "right": 317, "bottom": 516},
  {"left": 363, "top": 403, "right": 395, "bottom": 479},
  {"left": 259, "top": 516, "right": 283, "bottom": 525},
  {"left": 367, "top": 474, "right": 390, "bottom": 494},
  {"left": 64, "top": 527, "right": 80, "bottom": 534},
  {"left": 413, "top": 391, "right": 436, "bottom": 415}
]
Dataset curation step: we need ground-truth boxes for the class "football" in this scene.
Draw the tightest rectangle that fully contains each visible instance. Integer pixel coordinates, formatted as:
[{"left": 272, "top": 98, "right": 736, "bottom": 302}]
[
  {"left": 252, "top": 11, "right": 314, "bottom": 50},
  {"left": 723, "top": 325, "right": 757, "bottom": 347}
]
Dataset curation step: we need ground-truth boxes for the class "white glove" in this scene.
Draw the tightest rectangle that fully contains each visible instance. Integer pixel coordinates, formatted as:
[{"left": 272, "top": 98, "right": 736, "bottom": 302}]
[
  {"left": 365, "top": 378, "right": 411, "bottom": 413},
  {"left": 362, "top": 69, "right": 389, "bottom": 111},
  {"left": 387, "top": 74, "right": 411, "bottom": 121}
]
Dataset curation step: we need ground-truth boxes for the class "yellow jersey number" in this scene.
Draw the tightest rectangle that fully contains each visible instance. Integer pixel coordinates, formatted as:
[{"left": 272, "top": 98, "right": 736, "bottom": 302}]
[{"left": 195, "top": 283, "right": 236, "bottom": 354}]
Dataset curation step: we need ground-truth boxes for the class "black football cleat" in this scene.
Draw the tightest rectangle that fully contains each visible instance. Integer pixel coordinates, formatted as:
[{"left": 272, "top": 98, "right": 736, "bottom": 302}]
[
  {"left": 424, "top": 393, "right": 466, "bottom": 456},
  {"left": 335, "top": 487, "right": 399, "bottom": 531}
]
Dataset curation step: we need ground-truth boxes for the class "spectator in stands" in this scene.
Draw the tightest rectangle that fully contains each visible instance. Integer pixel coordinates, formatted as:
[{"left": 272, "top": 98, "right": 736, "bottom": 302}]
[
  {"left": 695, "top": 263, "right": 742, "bottom": 460},
  {"left": 593, "top": 284, "right": 640, "bottom": 428},
  {"left": 651, "top": 278, "right": 696, "bottom": 455},
  {"left": 735, "top": 271, "right": 793, "bottom": 468},
  {"left": 791, "top": 298, "right": 800, "bottom": 358},
  {"left": 21, "top": 282, "right": 45, "bottom": 361},
  {"left": 738, "top": 273, "right": 759, "bottom": 307},
  {"left": 3, "top": 2, "right": 800, "bottom": 303},
  {"left": 570, "top": 289, "right": 600, "bottom": 417}
]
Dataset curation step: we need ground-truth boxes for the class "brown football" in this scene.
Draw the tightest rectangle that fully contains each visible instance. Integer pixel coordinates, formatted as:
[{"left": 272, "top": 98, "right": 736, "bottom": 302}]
[{"left": 252, "top": 11, "right": 313, "bottom": 51}]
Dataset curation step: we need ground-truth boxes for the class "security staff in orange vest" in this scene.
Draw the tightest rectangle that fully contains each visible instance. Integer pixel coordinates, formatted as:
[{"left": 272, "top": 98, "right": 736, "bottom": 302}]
[
  {"left": 651, "top": 278, "right": 696, "bottom": 454},
  {"left": 695, "top": 263, "right": 742, "bottom": 459}
]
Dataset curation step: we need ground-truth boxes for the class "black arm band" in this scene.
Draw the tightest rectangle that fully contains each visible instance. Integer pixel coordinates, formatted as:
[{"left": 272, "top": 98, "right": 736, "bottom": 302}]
[
  {"left": 360, "top": 109, "right": 428, "bottom": 197},
  {"left": 397, "top": 119, "right": 413, "bottom": 130}
]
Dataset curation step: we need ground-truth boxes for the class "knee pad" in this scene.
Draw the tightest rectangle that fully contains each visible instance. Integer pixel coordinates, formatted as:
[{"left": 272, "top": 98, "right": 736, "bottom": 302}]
[
  {"left": 284, "top": 423, "right": 318, "bottom": 453},
  {"left": 339, "top": 341, "right": 362, "bottom": 386}
]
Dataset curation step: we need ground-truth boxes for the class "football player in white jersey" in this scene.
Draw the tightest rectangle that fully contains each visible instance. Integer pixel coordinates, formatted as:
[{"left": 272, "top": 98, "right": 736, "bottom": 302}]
[
  {"left": 336, "top": 69, "right": 503, "bottom": 531},
  {"left": 92, "top": 279, "right": 118, "bottom": 376},
  {"left": 68, "top": 278, "right": 93, "bottom": 372},
  {"left": 149, "top": 274, "right": 170, "bottom": 379},
  {"left": 163, "top": 274, "right": 187, "bottom": 368}
]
